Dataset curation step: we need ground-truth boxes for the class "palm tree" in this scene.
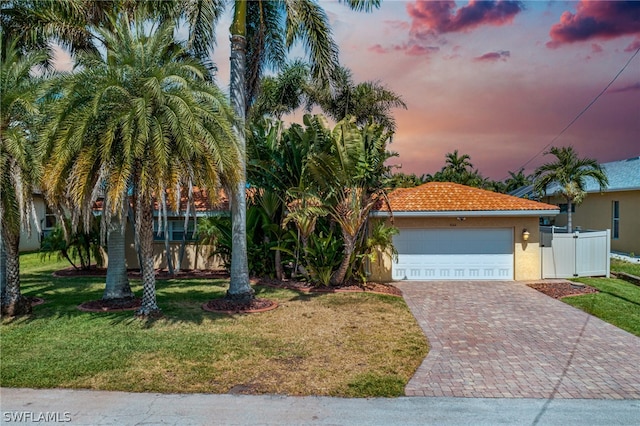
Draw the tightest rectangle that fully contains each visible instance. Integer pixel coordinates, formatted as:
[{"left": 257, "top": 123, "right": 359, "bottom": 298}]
[
  {"left": 226, "top": 0, "right": 381, "bottom": 301},
  {"left": 0, "top": 34, "right": 47, "bottom": 316},
  {"left": 307, "top": 65, "right": 406, "bottom": 132},
  {"left": 308, "top": 116, "right": 393, "bottom": 285},
  {"left": 41, "top": 15, "right": 240, "bottom": 316},
  {"left": 504, "top": 169, "right": 532, "bottom": 193},
  {"left": 534, "top": 146, "right": 608, "bottom": 232}
]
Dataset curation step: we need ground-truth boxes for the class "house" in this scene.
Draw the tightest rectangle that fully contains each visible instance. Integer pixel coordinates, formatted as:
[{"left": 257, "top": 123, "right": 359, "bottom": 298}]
[
  {"left": 19, "top": 189, "right": 228, "bottom": 271},
  {"left": 369, "top": 182, "right": 559, "bottom": 282},
  {"left": 539, "top": 156, "right": 640, "bottom": 256}
]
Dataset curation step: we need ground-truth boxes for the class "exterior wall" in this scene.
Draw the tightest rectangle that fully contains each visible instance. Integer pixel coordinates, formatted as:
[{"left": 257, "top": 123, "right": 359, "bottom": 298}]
[
  {"left": 122, "top": 226, "right": 223, "bottom": 271},
  {"left": 544, "top": 190, "right": 639, "bottom": 255},
  {"left": 18, "top": 195, "right": 46, "bottom": 252},
  {"left": 369, "top": 215, "right": 542, "bottom": 282}
]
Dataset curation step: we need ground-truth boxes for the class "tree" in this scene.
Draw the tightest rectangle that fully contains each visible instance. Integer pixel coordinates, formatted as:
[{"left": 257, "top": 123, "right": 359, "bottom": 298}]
[
  {"left": 307, "top": 65, "right": 406, "bottom": 132},
  {"left": 307, "top": 116, "right": 394, "bottom": 285},
  {"left": 226, "top": 0, "right": 381, "bottom": 302},
  {"left": 534, "top": 146, "right": 608, "bottom": 232},
  {"left": 41, "top": 15, "right": 240, "bottom": 316},
  {"left": 0, "top": 33, "right": 46, "bottom": 316},
  {"left": 504, "top": 169, "right": 533, "bottom": 193}
]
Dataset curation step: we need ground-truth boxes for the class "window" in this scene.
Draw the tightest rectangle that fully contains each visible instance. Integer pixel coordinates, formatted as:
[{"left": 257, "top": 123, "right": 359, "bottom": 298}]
[
  {"left": 558, "top": 203, "right": 575, "bottom": 213},
  {"left": 612, "top": 201, "right": 619, "bottom": 239},
  {"left": 154, "top": 220, "right": 196, "bottom": 242},
  {"left": 44, "top": 205, "right": 57, "bottom": 229}
]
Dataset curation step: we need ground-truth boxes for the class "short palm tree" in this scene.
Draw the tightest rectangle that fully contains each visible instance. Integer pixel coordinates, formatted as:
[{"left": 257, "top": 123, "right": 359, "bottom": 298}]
[
  {"left": 534, "top": 146, "right": 608, "bottom": 232},
  {"left": 0, "top": 33, "right": 46, "bottom": 316},
  {"left": 41, "top": 15, "right": 240, "bottom": 316}
]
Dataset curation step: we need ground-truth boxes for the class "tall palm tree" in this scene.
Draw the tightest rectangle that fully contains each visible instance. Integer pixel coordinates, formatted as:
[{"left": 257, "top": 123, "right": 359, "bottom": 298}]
[
  {"left": 306, "top": 65, "right": 406, "bottom": 132},
  {"left": 41, "top": 15, "right": 240, "bottom": 316},
  {"left": 227, "top": 0, "right": 381, "bottom": 302},
  {"left": 0, "top": 34, "right": 47, "bottom": 316},
  {"left": 534, "top": 146, "right": 608, "bottom": 232}
]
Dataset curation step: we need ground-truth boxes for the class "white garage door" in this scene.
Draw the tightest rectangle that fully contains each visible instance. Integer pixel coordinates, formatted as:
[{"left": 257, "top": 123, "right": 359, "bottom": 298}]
[{"left": 392, "top": 228, "right": 514, "bottom": 280}]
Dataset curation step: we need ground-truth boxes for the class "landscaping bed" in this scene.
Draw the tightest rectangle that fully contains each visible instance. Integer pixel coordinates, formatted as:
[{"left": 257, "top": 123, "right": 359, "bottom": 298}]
[{"left": 527, "top": 282, "right": 599, "bottom": 299}]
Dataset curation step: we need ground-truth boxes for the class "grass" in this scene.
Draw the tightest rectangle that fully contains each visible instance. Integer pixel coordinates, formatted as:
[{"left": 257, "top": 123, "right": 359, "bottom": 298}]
[
  {"left": 1, "top": 253, "right": 428, "bottom": 397},
  {"left": 611, "top": 258, "right": 640, "bottom": 277},
  {"left": 563, "top": 276, "right": 640, "bottom": 337}
]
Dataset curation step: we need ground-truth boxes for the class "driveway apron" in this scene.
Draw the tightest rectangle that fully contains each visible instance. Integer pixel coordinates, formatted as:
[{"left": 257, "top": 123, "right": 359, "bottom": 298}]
[{"left": 396, "top": 281, "right": 640, "bottom": 399}]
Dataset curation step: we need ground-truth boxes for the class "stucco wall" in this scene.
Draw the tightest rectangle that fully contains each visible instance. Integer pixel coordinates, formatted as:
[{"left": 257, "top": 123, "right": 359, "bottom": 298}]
[
  {"left": 369, "top": 215, "right": 542, "bottom": 282},
  {"left": 121, "top": 227, "right": 223, "bottom": 271},
  {"left": 545, "top": 190, "right": 639, "bottom": 255},
  {"left": 18, "top": 196, "right": 46, "bottom": 252}
]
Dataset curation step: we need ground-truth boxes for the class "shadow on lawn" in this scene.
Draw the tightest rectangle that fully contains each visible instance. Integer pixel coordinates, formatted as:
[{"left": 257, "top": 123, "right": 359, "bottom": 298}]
[{"left": 11, "top": 271, "right": 301, "bottom": 328}]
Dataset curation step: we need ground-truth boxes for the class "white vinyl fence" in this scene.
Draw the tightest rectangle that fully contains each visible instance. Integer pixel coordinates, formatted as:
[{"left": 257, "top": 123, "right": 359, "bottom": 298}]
[{"left": 540, "top": 227, "right": 610, "bottom": 279}]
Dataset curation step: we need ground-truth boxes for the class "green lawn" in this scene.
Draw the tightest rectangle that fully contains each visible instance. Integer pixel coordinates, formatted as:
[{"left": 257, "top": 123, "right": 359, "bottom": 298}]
[
  {"left": 1, "top": 253, "right": 428, "bottom": 397},
  {"left": 611, "top": 258, "right": 640, "bottom": 277},
  {"left": 564, "top": 277, "right": 640, "bottom": 337}
]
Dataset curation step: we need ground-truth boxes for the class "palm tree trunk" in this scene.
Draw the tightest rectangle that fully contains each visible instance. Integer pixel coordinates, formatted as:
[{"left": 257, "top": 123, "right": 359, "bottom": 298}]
[
  {"left": 227, "top": 1, "right": 254, "bottom": 303},
  {"left": 331, "top": 233, "right": 356, "bottom": 286},
  {"left": 0, "top": 232, "right": 7, "bottom": 305},
  {"left": 103, "top": 217, "right": 134, "bottom": 300},
  {"left": 0, "top": 227, "right": 31, "bottom": 317},
  {"left": 136, "top": 201, "right": 161, "bottom": 316}
]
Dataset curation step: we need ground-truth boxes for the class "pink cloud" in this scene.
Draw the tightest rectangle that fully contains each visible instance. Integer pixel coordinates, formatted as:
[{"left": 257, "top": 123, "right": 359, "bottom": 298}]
[
  {"left": 548, "top": 1, "right": 640, "bottom": 48},
  {"left": 369, "top": 44, "right": 388, "bottom": 54},
  {"left": 473, "top": 50, "right": 510, "bottom": 62},
  {"left": 625, "top": 37, "right": 640, "bottom": 52},
  {"left": 369, "top": 42, "right": 439, "bottom": 57},
  {"left": 591, "top": 43, "right": 603, "bottom": 53},
  {"left": 406, "top": 0, "right": 523, "bottom": 36}
]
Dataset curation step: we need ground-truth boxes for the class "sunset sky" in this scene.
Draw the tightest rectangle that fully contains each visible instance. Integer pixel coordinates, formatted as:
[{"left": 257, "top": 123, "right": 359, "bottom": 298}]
[
  {"left": 53, "top": 1, "right": 640, "bottom": 181},
  {"left": 320, "top": 0, "right": 640, "bottom": 180}
]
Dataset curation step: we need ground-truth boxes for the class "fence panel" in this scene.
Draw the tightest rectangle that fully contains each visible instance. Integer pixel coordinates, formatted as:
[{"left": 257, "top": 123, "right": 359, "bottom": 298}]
[{"left": 541, "top": 229, "right": 610, "bottom": 279}]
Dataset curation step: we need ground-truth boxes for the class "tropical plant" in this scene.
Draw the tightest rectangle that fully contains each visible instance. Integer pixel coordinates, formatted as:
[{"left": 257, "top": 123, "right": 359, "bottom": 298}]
[
  {"left": 40, "top": 15, "right": 240, "bottom": 316},
  {"left": 225, "top": 0, "right": 382, "bottom": 302},
  {"left": 504, "top": 169, "right": 533, "bottom": 193},
  {"left": 0, "top": 33, "right": 46, "bottom": 316},
  {"left": 40, "top": 219, "right": 103, "bottom": 271},
  {"left": 534, "top": 146, "right": 608, "bottom": 232},
  {"left": 306, "top": 65, "right": 406, "bottom": 132},
  {"left": 307, "top": 116, "right": 394, "bottom": 285}
]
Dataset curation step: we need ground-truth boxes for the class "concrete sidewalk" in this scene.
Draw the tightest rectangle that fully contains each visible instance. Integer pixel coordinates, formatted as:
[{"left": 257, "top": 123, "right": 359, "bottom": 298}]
[{"left": 2, "top": 388, "right": 640, "bottom": 425}]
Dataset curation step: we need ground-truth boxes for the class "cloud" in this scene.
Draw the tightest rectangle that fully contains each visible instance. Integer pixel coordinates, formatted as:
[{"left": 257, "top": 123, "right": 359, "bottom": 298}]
[
  {"left": 625, "top": 37, "right": 640, "bottom": 52},
  {"left": 548, "top": 1, "right": 640, "bottom": 47},
  {"left": 591, "top": 43, "right": 603, "bottom": 53},
  {"left": 608, "top": 82, "right": 640, "bottom": 94},
  {"left": 369, "top": 42, "right": 439, "bottom": 57},
  {"left": 473, "top": 50, "right": 511, "bottom": 62},
  {"left": 406, "top": 0, "right": 523, "bottom": 36}
]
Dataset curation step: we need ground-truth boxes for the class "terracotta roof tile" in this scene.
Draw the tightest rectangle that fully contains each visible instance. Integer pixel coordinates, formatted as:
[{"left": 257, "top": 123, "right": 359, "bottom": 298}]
[{"left": 378, "top": 182, "right": 559, "bottom": 212}]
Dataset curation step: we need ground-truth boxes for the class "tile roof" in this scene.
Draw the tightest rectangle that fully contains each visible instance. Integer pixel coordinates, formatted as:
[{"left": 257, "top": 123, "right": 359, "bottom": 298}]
[{"left": 378, "top": 182, "right": 559, "bottom": 213}]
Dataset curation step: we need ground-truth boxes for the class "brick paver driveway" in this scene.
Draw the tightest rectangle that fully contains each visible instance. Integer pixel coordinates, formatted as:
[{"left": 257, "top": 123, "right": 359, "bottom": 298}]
[{"left": 396, "top": 281, "right": 640, "bottom": 399}]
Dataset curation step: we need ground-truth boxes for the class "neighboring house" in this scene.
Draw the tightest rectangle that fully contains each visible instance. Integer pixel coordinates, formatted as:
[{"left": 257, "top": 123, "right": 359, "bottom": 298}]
[
  {"left": 19, "top": 188, "right": 228, "bottom": 271},
  {"left": 370, "top": 182, "right": 559, "bottom": 282},
  {"left": 18, "top": 191, "right": 57, "bottom": 252},
  {"left": 522, "top": 156, "right": 640, "bottom": 256}
]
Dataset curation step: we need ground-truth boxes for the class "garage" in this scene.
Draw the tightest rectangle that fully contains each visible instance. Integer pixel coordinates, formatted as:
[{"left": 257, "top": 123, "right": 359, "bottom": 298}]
[
  {"left": 368, "top": 182, "right": 560, "bottom": 282},
  {"left": 392, "top": 228, "right": 513, "bottom": 280}
]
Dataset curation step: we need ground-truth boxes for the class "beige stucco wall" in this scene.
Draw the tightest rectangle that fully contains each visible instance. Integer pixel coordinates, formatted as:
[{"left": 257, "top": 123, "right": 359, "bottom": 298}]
[
  {"left": 368, "top": 215, "right": 542, "bottom": 282},
  {"left": 544, "top": 190, "right": 639, "bottom": 255},
  {"left": 121, "top": 228, "right": 223, "bottom": 271},
  {"left": 18, "top": 195, "right": 46, "bottom": 252}
]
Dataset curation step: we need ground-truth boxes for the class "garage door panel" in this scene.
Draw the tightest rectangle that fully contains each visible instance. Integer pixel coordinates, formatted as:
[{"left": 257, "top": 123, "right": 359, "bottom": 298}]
[{"left": 393, "top": 229, "right": 513, "bottom": 281}]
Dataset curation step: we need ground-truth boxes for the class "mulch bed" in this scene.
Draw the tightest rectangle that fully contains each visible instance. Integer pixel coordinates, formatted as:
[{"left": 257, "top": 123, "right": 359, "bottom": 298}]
[
  {"left": 254, "top": 278, "right": 402, "bottom": 297},
  {"left": 29, "top": 297, "right": 45, "bottom": 307},
  {"left": 53, "top": 266, "right": 229, "bottom": 280},
  {"left": 77, "top": 297, "right": 142, "bottom": 312},
  {"left": 527, "top": 282, "right": 599, "bottom": 299},
  {"left": 202, "top": 298, "right": 278, "bottom": 314}
]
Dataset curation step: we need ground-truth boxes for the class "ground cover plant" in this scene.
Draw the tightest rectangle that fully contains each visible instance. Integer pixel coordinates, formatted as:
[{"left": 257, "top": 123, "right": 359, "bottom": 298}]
[
  {"left": 563, "top": 277, "right": 640, "bottom": 337},
  {"left": 0, "top": 253, "right": 428, "bottom": 397}
]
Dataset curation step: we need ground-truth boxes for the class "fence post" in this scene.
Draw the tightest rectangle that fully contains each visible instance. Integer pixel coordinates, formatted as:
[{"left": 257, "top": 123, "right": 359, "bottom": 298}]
[
  {"left": 606, "top": 229, "right": 611, "bottom": 278},
  {"left": 573, "top": 231, "right": 579, "bottom": 277}
]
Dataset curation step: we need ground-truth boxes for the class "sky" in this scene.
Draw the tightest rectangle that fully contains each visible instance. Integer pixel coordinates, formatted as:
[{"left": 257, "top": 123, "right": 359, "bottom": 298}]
[{"left": 53, "top": 1, "right": 640, "bottom": 181}]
